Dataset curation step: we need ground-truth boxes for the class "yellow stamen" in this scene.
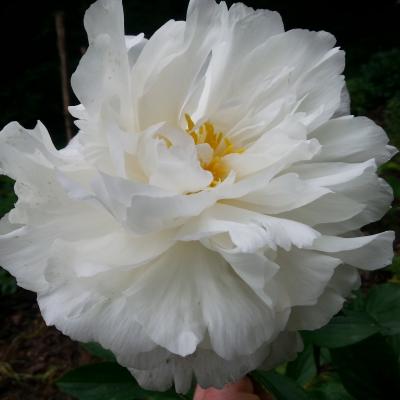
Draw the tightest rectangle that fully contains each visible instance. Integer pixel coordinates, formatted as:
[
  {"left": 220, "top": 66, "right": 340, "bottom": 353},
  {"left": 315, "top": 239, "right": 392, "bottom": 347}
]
[
  {"left": 185, "top": 113, "right": 245, "bottom": 187},
  {"left": 157, "top": 135, "right": 173, "bottom": 148}
]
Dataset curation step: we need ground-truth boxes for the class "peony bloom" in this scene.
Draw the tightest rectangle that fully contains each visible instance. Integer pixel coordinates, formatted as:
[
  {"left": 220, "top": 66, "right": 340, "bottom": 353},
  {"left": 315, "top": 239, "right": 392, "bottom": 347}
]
[{"left": 0, "top": 0, "right": 397, "bottom": 393}]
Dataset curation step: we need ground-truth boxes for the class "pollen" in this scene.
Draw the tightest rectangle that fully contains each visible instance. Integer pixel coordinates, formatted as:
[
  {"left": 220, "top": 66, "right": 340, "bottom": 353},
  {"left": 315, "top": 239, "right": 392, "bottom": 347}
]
[{"left": 185, "top": 114, "right": 245, "bottom": 187}]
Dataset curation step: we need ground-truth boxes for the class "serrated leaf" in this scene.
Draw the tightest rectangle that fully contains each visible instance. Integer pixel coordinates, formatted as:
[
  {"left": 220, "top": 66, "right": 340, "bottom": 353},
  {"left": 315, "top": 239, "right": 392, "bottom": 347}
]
[
  {"left": 57, "top": 362, "right": 182, "bottom": 400},
  {"left": 251, "top": 370, "right": 310, "bottom": 400}
]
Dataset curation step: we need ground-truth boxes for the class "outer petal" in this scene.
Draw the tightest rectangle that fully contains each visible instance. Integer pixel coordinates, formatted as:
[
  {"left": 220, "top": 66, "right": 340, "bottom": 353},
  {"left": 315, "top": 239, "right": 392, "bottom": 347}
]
[
  {"left": 0, "top": 122, "right": 113, "bottom": 291},
  {"left": 288, "top": 265, "right": 361, "bottom": 331},
  {"left": 288, "top": 159, "right": 394, "bottom": 233},
  {"left": 122, "top": 242, "right": 277, "bottom": 360},
  {"left": 220, "top": 29, "right": 344, "bottom": 137},
  {"left": 38, "top": 241, "right": 277, "bottom": 364},
  {"left": 312, "top": 232, "right": 395, "bottom": 270},
  {"left": 311, "top": 116, "right": 397, "bottom": 165},
  {"left": 270, "top": 249, "right": 342, "bottom": 308},
  {"left": 129, "top": 331, "right": 301, "bottom": 394},
  {"left": 71, "top": 0, "right": 133, "bottom": 125}
]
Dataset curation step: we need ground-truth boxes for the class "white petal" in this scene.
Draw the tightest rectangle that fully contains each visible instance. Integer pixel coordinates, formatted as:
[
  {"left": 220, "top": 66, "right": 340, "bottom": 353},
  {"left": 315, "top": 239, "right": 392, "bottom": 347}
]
[
  {"left": 279, "top": 192, "right": 365, "bottom": 227},
  {"left": 129, "top": 341, "right": 270, "bottom": 393},
  {"left": 125, "top": 33, "right": 147, "bottom": 67},
  {"left": 261, "top": 331, "right": 303, "bottom": 370},
  {"left": 237, "top": 173, "right": 331, "bottom": 214},
  {"left": 72, "top": 0, "right": 132, "bottom": 123},
  {"left": 84, "top": 0, "right": 124, "bottom": 44},
  {"left": 288, "top": 289, "right": 345, "bottom": 331},
  {"left": 121, "top": 242, "right": 275, "bottom": 359},
  {"left": 130, "top": 329, "right": 301, "bottom": 394},
  {"left": 312, "top": 232, "right": 395, "bottom": 270},
  {"left": 271, "top": 249, "right": 341, "bottom": 307},
  {"left": 287, "top": 265, "right": 360, "bottom": 331},
  {"left": 290, "top": 159, "right": 377, "bottom": 187},
  {"left": 316, "top": 166, "right": 394, "bottom": 234},
  {"left": 221, "top": 29, "right": 343, "bottom": 134},
  {"left": 219, "top": 251, "right": 280, "bottom": 292},
  {"left": 178, "top": 203, "right": 320, "bottom": 252},
  {"left": 311, "top": 116, "right": 397, "bottom": 165},
  {"left": 85, "top": 162, "right": 289, "bottom": 235},
  {"left": 136, "top": 124, "right": 212, "bottom": 193},
  {"left": 226, "top": 120, "right": 320, "bottom": 177}
]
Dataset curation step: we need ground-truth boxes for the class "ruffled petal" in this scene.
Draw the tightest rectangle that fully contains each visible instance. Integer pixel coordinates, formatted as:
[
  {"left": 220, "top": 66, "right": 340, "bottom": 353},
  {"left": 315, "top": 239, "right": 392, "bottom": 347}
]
[
  {"left": 311, "top": 116, "right": 397, "bottom": 165},
  {"left": 312, "top": 232, "right": 395, "bottom": 270}
]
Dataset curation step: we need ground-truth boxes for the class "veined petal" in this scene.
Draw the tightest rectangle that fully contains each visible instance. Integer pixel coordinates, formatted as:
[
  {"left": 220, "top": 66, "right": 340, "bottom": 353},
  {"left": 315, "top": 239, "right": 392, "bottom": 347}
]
[
  {"left": 267, "top": 249, "right": 341, "bottom": 308},
  {"left": 120, "top": 242, "right": 277, "bottom": 360},
  {"left": 178, "top": 203, "right": 320, "bottom": 252},
  {"left": 311, "top": 116, "right": 398, "bottom": 165},
  {"left": 312, "top": 232, "right": 395, "bottom": 270},
  {"left": 287, "top": 265, "right": 361, "bottom": 331},
  {"left": 237, "top": 173, "right": 331, "bottom": 214}
]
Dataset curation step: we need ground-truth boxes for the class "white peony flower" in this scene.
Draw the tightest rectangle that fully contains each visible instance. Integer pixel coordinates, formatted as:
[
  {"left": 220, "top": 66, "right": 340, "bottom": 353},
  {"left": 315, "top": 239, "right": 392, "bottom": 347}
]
[{"left": 0, "top": 0, "right": 397, "bottom": 393}]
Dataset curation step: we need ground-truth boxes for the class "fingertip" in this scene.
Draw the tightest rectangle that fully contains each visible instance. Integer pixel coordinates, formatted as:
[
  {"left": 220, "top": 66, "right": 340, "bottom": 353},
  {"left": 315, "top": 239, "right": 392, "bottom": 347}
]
[{"left": 193, "top": 377, "right": 256, "bottom": 400}]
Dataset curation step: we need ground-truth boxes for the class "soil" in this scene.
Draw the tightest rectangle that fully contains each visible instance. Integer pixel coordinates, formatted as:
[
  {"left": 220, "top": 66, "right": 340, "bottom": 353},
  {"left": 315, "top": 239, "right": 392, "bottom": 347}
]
[{"left": 0, "top": 289, "right": 95, "bottom": 400}]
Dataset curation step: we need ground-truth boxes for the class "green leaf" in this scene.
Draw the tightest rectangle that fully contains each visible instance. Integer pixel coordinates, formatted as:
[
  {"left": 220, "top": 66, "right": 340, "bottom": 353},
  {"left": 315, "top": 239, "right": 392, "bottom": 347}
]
[
  {"left": 0, "top": 175, "right": 17, "bottom": 218},
  {"left": 389, "top": 255, "right": 400, "bottom": 277},
  {"left": 308, "top": 382, "right": 354, "bottom": 400},
  {"left": 0, "top": 267, "right": 17, "bottom": 295},
  {"left": 331, "top": 334, "right": 400, "bottom": 400},
  {"left": 57, "top": 362, "right": 182, "bottom": 400},
  {"left": 251, "top": 370, "right": 310, "bottom": 400},
  {"left": 385, "top": 176, "right": 400, "bottom": 199},
  {"left": 365, "top": 283, "right": 400, "bottom": 335},
  {"left": 81, "top": 342, "right": 116, "bottom": 362},
  {"left": 304, "top": 284, "right": 400, "bottom": 348},
  {"left": 302, "top": 311, "right": 379, "bottom": 348},
  {"left": 286, "top": 344, "right": 316, "bottom": 385},
  {"left": 307, "top": 373, "right": 354, "bottom": 400}
]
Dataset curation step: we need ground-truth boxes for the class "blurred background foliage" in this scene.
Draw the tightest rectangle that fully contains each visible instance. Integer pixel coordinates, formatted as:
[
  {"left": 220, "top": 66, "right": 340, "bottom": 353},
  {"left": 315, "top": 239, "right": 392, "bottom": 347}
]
[{"left": 0, "top": 0, "right": 399, "bottom": 399}]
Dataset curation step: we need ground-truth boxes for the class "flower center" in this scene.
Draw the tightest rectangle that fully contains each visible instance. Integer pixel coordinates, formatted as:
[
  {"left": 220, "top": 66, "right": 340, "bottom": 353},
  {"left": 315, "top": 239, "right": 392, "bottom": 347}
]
[{"left": 185, "top": 114, "right": 245, "bottom": 187}]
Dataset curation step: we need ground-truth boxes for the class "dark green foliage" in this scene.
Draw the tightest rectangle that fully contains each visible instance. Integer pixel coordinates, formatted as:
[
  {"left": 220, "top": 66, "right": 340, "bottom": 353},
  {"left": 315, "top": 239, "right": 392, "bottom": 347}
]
[
  {"left": 304, "top": 284, "right": 400, "bottom": 347},
  {"left": 307, "top": 373, "right": 354, "bottom": 400},
  {"left": 286, "top": 343, "right": 317, "bottom": 385},
  {"left": 0, "top": 267, "right": 17, "bottom": 295},
  {"left": 81, "top": 342, "right": 116, "bottom": 362},
  {"left": 348, "top": 49, "right": 400, "bottom": 115},
  {"left": 251, "top": 370, "right": 310, "bottom": 400},
  {"left": 57, "top": 362, "right": 187, "bottom": 400},
  {"left": 0, "top": 176, "right": 17, "bottom": 217},
  {"left": 385, "top": 95, "right": 400, "bottom": 149},
  {"left": 331, "top": 335, "right": 400, "bottom": 400},
  {"left": 0, "top": 176, "right": 17, "bottom": 295}
]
